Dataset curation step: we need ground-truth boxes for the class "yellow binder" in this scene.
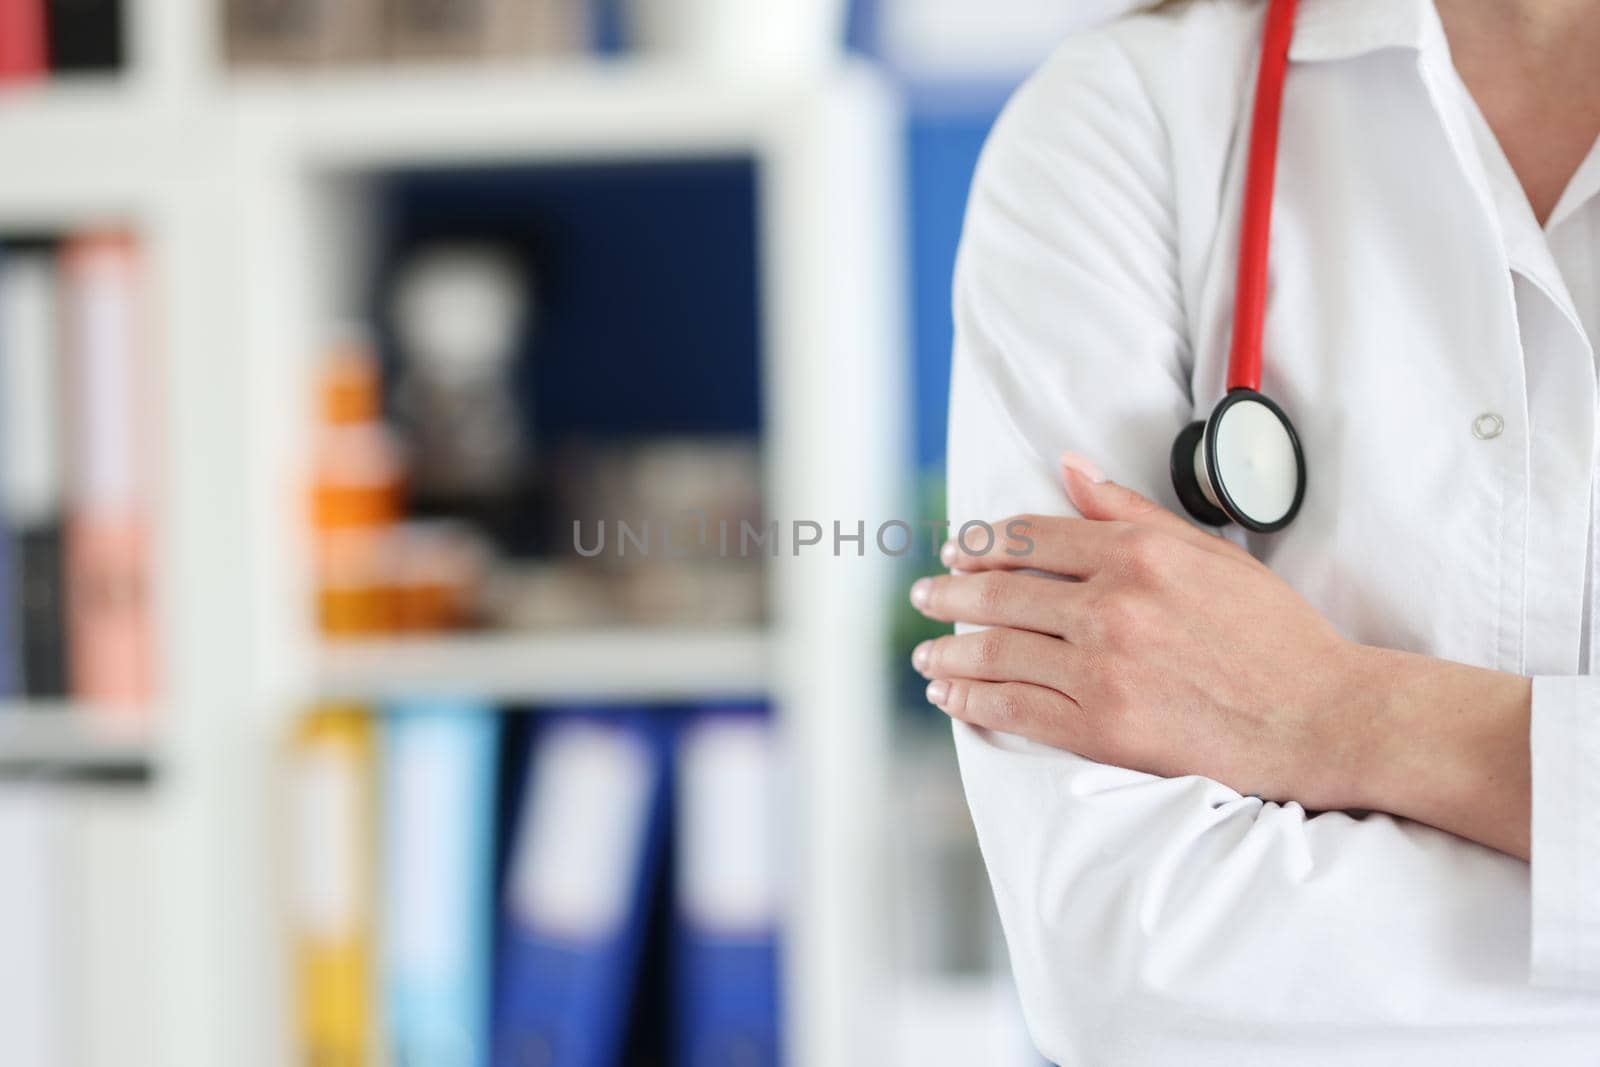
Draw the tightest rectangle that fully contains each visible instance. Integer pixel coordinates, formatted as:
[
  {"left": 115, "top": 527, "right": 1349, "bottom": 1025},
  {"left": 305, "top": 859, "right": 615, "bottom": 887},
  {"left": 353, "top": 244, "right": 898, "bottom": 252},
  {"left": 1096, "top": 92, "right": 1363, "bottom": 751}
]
[{"left": 290, "top": 706, "right": 375, "bottom": 1067}]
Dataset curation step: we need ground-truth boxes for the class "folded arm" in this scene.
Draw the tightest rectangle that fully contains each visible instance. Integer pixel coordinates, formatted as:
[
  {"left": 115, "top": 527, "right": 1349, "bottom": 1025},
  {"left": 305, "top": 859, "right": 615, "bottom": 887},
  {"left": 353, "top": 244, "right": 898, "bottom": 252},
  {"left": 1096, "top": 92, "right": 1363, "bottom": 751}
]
[
  {"left": 913, "top": 471, "right": 1535, "bottom": 857},
  {"left": 942, "top": 27, "right": 1600, "bottom": 1064}
]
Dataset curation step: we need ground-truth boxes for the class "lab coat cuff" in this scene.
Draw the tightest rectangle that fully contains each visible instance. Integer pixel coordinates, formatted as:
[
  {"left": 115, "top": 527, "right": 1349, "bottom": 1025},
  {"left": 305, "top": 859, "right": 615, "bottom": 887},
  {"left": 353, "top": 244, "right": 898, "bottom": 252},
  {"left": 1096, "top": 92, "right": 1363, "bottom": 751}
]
[{"left": 1529, "top": 675, "right": 1600, "bottom": 990}]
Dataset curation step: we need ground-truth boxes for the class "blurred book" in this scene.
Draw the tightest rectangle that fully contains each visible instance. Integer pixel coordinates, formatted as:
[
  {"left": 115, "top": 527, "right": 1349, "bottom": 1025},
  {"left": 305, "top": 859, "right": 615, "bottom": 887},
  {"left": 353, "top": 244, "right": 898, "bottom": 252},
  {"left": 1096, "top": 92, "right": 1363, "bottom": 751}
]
[
  {"left": 492, "top": 708, "right": 670, "bottom": 1067},
  {"left": 66, "top": 781, "right": 163, "bottom": 1067},
  {"left": 0, "top": 246, "right": 29, "bottom": 699},
  {"left": 0, "top": 0, "right": 123, "bottom": 78},
  {"left": 0, "top": 779, "right": 162, "bottom": 1067},
  {"left": 224, "top": 0, "right": 385, "bottom": 67},
  {"left": 0, "top": 0, "right": 48, "bottom": 82},
  {"left": 277, "top": 703, "right": 802, "bottom": 1066},
  {"left": 0, "top": 243, "right": 70, "bottom": 699},
  {"left": 46, "top": 0, "right": 123, "bottom": 72},
  {"left": 0, "top": 782, "right": 69, "bottom": 1065},
  {"left": 382, "top": 698, "right": 501, "bottom": 1067},
  {"left": 385, "top": 0, "right": 590, "bottom": 61},
  {"left": 674, "top": 706, "right": 781, "bottom": 1067},
  {"left": 62, "top": 232, "right": 155, "bottom": 717},
  {"left": 291, "top": 706, "right": 377, "bottom": 1067},
  {"left": 0, "top": 230, "right": 156, "bottom": 710}
]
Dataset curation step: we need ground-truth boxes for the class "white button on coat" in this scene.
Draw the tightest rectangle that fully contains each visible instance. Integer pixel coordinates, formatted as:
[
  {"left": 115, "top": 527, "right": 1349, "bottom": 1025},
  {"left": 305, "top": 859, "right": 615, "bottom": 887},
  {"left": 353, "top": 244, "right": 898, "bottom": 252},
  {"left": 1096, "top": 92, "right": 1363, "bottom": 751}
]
[{"left": 946, "top": 0, "right": 1600, "bottom": 1063}]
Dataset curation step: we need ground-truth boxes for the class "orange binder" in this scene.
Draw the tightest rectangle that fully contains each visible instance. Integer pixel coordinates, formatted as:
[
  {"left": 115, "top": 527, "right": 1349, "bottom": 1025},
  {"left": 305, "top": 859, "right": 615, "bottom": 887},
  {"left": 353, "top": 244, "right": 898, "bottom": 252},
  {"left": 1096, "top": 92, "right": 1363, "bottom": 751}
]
[
  {"left": 290, "top": 706, "right": 376, "bottom": 1067},
  {"left": 61, "top": 233, "right": 157, "bottom": 717}
]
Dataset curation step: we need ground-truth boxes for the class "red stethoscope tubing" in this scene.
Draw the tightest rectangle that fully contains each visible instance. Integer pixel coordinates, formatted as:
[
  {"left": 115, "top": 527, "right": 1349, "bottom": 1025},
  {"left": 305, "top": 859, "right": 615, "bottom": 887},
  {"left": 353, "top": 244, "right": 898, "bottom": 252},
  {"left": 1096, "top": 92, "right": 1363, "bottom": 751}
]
[{"left": 1226, "top": 0, "right": 1298, "bottom": 394}]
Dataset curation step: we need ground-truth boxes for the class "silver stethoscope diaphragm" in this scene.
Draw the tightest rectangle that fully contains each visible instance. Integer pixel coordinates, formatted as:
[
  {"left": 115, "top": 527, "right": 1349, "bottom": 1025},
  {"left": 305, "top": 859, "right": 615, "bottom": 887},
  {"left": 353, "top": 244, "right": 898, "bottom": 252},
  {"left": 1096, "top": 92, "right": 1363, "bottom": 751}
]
[{"left": 1170, "top": 389, "right": 1305, "bottom": 533}]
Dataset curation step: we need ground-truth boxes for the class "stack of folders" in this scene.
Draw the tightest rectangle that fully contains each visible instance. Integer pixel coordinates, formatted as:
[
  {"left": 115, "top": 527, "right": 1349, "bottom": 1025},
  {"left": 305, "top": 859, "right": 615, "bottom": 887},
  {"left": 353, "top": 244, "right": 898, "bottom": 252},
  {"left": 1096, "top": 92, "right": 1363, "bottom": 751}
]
[
  {"left": 289, "top": 700, "right": 783, "bottom": 1067},
  {"left": 0, "top": 234, "right": 156, "bottom": 718}
]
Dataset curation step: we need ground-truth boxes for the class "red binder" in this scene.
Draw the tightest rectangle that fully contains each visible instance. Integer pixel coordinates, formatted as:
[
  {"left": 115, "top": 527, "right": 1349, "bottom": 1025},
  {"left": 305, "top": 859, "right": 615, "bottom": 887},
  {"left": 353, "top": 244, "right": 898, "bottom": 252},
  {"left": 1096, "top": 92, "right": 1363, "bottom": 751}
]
[{"left": 0, "top": 0, "right": 48, "bottom": 82}]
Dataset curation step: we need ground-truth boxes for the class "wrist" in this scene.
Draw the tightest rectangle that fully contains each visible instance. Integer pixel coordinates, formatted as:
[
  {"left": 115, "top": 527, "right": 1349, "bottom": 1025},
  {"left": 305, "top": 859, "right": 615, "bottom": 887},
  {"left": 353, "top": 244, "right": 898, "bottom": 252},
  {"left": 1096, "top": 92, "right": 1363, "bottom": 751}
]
[
  {"left": 1317, "top": 641, "right": 1404, "bottom": 812},
  {"left": 1328, "top": 644, "right": 1532, "bottom": 854},
  {"left": 1337, "top": 644, "right": 1417, "bottom": 813}
]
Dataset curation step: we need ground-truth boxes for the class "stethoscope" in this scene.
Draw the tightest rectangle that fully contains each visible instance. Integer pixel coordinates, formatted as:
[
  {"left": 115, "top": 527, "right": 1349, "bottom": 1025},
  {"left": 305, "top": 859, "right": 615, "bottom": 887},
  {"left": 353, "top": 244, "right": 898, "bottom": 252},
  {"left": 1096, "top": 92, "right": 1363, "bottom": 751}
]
[{"left": 1169, "top": 0, "right": 1307, "bottom": 533}]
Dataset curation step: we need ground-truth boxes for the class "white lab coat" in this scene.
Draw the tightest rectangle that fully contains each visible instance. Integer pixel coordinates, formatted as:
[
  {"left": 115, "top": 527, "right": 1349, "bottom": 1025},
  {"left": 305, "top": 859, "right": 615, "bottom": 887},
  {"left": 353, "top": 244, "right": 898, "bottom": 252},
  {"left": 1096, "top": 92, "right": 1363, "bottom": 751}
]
[{"left": 946, "top": 0, "right": 1600, "bottom": 1063}]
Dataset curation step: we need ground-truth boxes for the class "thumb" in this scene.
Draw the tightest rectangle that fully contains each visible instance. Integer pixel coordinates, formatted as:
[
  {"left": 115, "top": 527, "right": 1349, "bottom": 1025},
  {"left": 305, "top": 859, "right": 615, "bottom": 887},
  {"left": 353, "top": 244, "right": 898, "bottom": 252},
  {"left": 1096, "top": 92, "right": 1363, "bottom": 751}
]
[{"left": 1059, "top": 452, "right": 1216, "bottom": 546}]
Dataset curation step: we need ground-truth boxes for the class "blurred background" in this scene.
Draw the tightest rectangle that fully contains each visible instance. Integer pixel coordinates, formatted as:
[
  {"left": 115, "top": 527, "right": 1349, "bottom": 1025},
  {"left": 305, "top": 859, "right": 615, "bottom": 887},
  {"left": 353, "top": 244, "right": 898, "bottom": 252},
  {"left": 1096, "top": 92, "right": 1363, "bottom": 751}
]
[{"left": 0, "top": 2, "right": 1136, "bottom": 1065}]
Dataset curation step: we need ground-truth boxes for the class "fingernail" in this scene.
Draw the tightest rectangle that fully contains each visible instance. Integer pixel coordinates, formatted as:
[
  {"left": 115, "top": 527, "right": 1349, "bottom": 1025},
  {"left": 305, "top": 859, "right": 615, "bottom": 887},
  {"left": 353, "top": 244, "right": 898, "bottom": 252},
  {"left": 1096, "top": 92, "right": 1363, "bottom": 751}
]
[
  {"left": 910, "top": 578, "right": 933, "bottom": 609},
  {"left": 1060, "top": 451, "right": 1107, "bottom": 484},
  {"left": 912, "top": 640, "right": 932, "bottom": 673},
  {"left": 926, "top": 679, "right": 950, "bottom": 707},
  {"left": 940, "top": 541, "right": 958, "bottom": 567}
]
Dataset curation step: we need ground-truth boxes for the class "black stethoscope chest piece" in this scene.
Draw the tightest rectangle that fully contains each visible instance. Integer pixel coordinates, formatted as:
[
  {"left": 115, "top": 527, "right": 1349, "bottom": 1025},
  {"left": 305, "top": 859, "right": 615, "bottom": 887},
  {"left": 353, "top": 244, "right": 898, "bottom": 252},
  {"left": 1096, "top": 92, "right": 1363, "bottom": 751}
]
[
  {"left": 1168, "top": 0, "right": 1306, "bottom": 533},
  {"left": 1170, "top": 389, "right": 1305, "bottom": 533}
]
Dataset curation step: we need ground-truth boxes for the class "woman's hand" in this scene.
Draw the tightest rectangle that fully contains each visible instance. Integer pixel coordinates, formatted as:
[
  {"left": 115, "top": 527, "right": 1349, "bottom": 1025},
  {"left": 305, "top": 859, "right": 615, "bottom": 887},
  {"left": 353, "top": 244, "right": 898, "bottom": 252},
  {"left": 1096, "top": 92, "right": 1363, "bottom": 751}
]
[{"left": 912, "top": 454, "right": 1532, "bottom": 846}]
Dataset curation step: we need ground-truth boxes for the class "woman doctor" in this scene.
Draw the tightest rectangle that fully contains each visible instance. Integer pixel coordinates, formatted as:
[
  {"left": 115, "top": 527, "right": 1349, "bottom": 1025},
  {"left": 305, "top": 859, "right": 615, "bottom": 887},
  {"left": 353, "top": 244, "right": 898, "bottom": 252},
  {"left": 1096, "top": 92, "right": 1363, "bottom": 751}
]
[{"left": 909, "top": 0, "right": 1600, "bottom": 1062}]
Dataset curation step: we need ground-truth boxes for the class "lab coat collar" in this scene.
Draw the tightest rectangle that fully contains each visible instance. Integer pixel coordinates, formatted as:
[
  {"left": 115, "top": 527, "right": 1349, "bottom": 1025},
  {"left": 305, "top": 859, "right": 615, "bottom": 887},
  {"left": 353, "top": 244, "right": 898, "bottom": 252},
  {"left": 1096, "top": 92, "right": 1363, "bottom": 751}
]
[
  {"left": 1550, "top": 141, "right": 1600, "bottom": 233},
  {"left": 1289, "top": 0, "right": 1592, "bottom": 346},
  {"left": 1290, "top": 0, "right": 1446, "bottom": 64},
  {"left": 1459, "top": 81, "right": 1594, "bottom": 351}
]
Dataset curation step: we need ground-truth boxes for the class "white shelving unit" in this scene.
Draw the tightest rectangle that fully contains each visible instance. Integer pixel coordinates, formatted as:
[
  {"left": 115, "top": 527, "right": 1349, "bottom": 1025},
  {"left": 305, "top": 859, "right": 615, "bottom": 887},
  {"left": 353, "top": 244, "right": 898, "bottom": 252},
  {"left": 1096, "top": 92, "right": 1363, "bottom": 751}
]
[
  {"left": 1, "top": 21, "right": 913, "bottom": 1067},
  {"left": 0, "top": 708, "right": 154, "bottom": 774},
  {"left": 316, "top": 629, "right": 771, "bottom": 702}
]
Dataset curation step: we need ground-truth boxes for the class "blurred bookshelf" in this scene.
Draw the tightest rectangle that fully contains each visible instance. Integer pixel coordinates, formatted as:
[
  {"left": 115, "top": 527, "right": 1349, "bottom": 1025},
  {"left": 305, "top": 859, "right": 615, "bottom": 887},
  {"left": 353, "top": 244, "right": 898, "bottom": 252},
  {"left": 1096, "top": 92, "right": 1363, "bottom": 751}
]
[
  {"left": 236, "top": 56, "right": 907, "bottom": 1063},
  {"left": 0, "top": 1, "right": 1052, "bottom": 1066}
]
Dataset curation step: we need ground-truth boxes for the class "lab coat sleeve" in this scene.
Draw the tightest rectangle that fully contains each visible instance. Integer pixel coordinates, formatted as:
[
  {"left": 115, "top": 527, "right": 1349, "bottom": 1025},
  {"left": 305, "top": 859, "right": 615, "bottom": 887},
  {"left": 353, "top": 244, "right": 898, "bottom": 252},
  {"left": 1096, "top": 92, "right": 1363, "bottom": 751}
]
[
  {"left": 948, "top": 32, "right": 1573, "bottom": 1064},
  {"left": 1530, "top": 677, "right": 1600, "bottom": 989}
]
